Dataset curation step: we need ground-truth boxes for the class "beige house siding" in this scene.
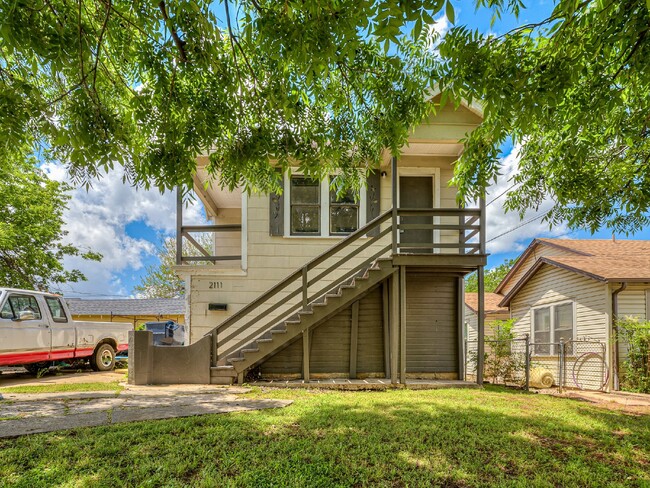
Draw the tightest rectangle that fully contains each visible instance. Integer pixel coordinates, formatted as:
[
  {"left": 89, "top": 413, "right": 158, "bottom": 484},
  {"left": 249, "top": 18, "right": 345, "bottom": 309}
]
[
  {"left": 510, "top": 265, "right": 609, "bottom": 342},
  {"left": 178, "top": 101, "right": 482, "bottom": 346},
  {"left": 499, "top": 244, "right": 578, "bottom": 297},
  {"left": 616, "top": 283, "right": 649, "bottom": 320},
  {"left": 181, "top": 156, "right": 462, "bottom": 346},
  {"left": 465, "top": 308, "right": 510, "bottom": 342}
]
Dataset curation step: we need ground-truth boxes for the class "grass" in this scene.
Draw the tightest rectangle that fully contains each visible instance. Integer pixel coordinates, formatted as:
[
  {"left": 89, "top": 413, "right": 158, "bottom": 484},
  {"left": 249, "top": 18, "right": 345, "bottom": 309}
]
[
  {"left": 0, "top": 381, "right": 124, "bottom": 394},
  {"left": 1, "top": 386, "right": 649, "bottom": 487}
]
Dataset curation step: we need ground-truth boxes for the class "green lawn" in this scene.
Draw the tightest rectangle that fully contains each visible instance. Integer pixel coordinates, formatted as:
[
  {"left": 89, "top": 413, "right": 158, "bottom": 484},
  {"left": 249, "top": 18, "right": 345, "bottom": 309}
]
[
  {"left": 0, "top": 381, "right": 124, "bottom": 394},
  {"left": 1, "top": 386, "right": 649, "bottom": 487}
]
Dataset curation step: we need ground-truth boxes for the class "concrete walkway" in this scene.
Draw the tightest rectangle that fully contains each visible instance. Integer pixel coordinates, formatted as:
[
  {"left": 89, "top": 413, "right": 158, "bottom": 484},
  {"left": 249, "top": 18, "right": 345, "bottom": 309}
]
[
  {"left": 0, "top": 384, "right": 292, "bottom": 438},
  {"left": 550, "top": 389, "right": 650, "bottom": 415}
]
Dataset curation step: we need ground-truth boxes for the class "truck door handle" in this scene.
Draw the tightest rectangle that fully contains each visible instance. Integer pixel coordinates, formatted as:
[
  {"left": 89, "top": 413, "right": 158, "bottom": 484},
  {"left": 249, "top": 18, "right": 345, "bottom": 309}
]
[{"left": 38, "top": 324, "right": 50, "bottom": 329}]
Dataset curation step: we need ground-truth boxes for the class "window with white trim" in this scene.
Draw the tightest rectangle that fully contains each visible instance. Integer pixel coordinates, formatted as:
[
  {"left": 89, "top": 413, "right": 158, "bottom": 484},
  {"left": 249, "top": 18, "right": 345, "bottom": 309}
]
[
  {"left": 290, "top": 176, "right": 321, "bottom": 235},
  {"left": 532, "top": 301, "right": 574, "bottom": 355},
  {"left": 286, "top": 174, "right": 364, "bottom": 237}
]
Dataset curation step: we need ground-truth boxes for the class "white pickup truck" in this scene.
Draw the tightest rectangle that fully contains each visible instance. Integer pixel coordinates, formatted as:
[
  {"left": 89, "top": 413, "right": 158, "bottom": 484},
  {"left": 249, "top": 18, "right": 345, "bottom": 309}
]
[{"left": 0, "top": 288, "right": 131, "bottom": 374}]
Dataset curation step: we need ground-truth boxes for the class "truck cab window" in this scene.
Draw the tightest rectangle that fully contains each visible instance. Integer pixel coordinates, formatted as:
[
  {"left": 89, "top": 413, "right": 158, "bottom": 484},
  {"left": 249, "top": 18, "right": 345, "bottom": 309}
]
[
  {"left": 8, "top": 295, "right": 42, "bottom": 320},
  {"left": 1, "top": 301, "right": 13, "bottom": 319},
  {"left": 45, "top": 297, "right": 68, "bottom": 322}
]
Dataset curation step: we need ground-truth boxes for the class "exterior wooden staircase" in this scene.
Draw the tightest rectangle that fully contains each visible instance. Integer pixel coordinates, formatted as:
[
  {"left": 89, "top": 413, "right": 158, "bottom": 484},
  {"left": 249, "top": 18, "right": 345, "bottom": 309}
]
[
  {"left": 205, "top": 205, "right": 485, "bottom": 385},
  {"left": 210, "top": 258, "right": 396, "bottom": 384}
]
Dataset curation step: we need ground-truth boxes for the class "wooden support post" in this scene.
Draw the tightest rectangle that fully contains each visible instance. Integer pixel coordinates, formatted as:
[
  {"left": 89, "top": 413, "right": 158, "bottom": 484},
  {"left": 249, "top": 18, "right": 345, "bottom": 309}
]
[
  {"left": 302, "top": 267, "right": 309, "bottom": 311},
  {"left": 399, "top": 266, "right": 407, "bottom": 385},
  {"left": 382, "top": 282, "right": 390, "bottom": 379},
  {"left": 457, "top": 276, "right": 465, "bottom": 380},
  {"left": 477, "top": 265, "right": 485, "bottom": 386},
  {"left": 302, "top": 330, "right": 310, "bottom": 383},
  {"left": 390, "top": 274, "right": 399, "bottom": 384},
  {"left": 237, "top": 371, "right": 244, "bottom": 385},
  {"left": 391, "top": 155, "right": 398, "bottom": 255},
  {"left": 176, "top": 187, "right": 183, "bottom": 265},
  {"left": 350, "top": 301, "right": 359, "bottom": 379}
]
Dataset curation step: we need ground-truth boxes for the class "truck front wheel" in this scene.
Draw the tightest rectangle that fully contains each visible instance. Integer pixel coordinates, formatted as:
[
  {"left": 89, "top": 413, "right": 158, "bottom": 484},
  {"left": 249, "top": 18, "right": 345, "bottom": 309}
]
[{"left": 90, "top": 344, "right": 115, "bottom": 371}]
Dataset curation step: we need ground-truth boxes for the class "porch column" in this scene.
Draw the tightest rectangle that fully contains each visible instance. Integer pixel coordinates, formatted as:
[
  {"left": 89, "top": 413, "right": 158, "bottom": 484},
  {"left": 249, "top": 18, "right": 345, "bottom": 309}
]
[
  {"left": 391, "top": 155, "right": 398, "bottom": 255},
  {"left": 399, "top": 266, "right": 407, "bottom": 384},
  {"left": 476, "top": 196, "right": 486, "bottom": 386},
  {"left": 390, "top": 274, "right": 399, "bottom": 384},
  {"left": 176, "top": 186, "right": 183, "bottom": 265}
]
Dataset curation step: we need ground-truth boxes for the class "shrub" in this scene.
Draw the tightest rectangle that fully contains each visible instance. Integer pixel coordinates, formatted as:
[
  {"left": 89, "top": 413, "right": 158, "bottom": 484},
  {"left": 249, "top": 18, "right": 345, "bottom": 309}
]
[{"left": 617, "top": 318, "right": 650, "bottom": 393}]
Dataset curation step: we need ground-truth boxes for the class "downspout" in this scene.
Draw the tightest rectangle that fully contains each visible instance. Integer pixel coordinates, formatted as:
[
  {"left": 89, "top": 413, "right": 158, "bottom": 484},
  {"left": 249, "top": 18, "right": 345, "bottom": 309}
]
[{"left": 611, "top": 282, "right": 627, "bottom": 391}]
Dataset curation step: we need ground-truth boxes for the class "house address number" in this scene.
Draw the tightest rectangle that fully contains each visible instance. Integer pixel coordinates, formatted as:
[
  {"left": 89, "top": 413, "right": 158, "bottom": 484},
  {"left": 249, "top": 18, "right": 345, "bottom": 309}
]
[{"left": 208, "top": 281, "right": 223, "bottom": 289}]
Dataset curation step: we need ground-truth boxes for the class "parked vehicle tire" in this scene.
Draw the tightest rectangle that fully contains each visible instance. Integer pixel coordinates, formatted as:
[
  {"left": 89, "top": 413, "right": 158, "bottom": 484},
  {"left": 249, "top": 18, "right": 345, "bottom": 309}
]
[
  {"left": 24, "top": 362, "right": 50, "bottom": 376},
  {"left": 90, "top": 344, "right": 115, "bottom": 372}
]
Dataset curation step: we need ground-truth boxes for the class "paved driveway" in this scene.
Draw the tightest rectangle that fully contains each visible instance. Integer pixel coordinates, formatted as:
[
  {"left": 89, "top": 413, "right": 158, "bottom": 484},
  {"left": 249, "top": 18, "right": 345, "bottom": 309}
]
[{"left": 0, "top": 385, "right": 291, "bottom": 438}]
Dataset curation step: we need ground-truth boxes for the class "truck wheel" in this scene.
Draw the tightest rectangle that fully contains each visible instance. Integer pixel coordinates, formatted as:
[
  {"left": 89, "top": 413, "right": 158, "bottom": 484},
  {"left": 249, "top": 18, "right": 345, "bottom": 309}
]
[
  {"left": 24, "top": 363, "right": 50, "bottom": 376},
  {"left": 90, "top": 344, "right": 115, "bottom": 371}
]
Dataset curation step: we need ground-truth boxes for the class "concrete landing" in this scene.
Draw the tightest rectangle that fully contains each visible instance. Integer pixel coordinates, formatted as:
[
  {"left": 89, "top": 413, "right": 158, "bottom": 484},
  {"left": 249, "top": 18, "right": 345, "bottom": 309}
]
[
  {"left": 0, "top": 385, "right": 292, "bottom": 439},
  {"left": 251, "top": 378, "right": 479, "bottom": 390}
]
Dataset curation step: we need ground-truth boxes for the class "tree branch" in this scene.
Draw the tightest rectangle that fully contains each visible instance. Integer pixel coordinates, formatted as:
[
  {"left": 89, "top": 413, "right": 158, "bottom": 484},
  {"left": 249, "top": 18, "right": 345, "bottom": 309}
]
[{"left": 158, "top": 1, "right": 188, "bottom": 63}]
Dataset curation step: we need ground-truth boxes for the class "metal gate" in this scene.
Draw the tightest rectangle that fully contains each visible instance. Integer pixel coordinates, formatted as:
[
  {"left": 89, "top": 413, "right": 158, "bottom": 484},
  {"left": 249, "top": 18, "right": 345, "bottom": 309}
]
[{"left": 465, "top": 337, "right": 609, "bottom": 392}]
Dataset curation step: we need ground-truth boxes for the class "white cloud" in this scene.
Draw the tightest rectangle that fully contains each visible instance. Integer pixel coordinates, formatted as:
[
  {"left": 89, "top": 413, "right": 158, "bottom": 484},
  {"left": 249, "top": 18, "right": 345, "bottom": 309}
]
[
  {"left": 42, "top": 163, "right": 207, "bottom": 298},
  {"left": 483, "top": 145, "right": 569, "bottom": 255}
]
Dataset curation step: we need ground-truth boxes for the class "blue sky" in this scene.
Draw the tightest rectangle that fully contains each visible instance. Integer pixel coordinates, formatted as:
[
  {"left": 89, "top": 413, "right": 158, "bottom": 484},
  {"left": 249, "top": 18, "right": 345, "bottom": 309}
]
[{"left": 43, "top": 0, "right": 650, "bottom": 297}]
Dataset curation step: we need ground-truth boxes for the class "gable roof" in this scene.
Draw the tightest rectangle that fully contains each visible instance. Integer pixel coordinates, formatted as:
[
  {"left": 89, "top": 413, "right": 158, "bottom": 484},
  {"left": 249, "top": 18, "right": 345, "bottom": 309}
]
[
  {"left": 465, "top": 292, "right": 508, "bottom": 314},
  {"left": 66, "top": 298, "right": 185, "bottom": 317},
  {"left": 498, "top": 239, "right": 650, "bottom": 306}
]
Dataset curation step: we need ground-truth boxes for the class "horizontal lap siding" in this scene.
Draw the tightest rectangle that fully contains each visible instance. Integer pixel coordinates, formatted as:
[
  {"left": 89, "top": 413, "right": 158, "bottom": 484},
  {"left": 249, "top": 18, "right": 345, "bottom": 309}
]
[
  {"left": 310, "top": 308, "right": 352, "bottom": 374},
  {"left": 510, "top": 265, "right": 609, "bottom": 343},
  {"left": 357, "top": 287, "right": 385, "bottom": 374},
  {"left": 259, "top": 338, "right": 302, "bottom": 375},
  {"left": 406, "top": 273, "right": 457, "bottom": 373},
  {"left": 257, "top": 287, "right": 385, "bottom": 376}
]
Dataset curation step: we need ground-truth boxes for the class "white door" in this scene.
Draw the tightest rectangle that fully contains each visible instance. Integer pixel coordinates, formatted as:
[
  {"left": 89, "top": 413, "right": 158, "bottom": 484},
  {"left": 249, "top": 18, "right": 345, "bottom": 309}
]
[
  {"left": 0, "top": 294, "right": 51, "bottom": 365},
  {"left": 44, "top": 296, "right": 77, "bottom": 361}
]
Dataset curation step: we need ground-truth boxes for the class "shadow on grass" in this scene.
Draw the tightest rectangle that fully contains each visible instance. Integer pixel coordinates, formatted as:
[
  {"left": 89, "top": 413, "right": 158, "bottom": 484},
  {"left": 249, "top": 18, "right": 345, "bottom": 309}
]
[{"left": 1, "top": 388, "right": 649, "bottom": 487}]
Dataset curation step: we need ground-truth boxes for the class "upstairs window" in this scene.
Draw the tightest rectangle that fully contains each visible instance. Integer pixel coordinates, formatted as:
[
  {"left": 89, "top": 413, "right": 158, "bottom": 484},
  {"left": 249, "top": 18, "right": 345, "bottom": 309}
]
[
  {"left": 329, "top": 184, "right": 359, "bottom": 235},
  {"left": 290, "top": 177, "right": 320, "bottom": 235}
]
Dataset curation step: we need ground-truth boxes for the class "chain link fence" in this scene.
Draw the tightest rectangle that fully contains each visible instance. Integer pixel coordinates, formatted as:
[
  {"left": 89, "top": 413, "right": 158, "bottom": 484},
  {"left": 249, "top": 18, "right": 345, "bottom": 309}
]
[{"left": 465, "top": 337, "right": 609, "bottom": 392}]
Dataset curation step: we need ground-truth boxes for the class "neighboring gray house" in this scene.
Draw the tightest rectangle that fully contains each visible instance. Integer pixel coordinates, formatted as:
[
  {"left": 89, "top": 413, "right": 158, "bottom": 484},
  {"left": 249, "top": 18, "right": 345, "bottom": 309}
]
[
  {"left": 66, "top": 298, "right": 185, "bottom": 328},
  {"left": 495, "top": 238, "right": 650, "bottom": 390}
]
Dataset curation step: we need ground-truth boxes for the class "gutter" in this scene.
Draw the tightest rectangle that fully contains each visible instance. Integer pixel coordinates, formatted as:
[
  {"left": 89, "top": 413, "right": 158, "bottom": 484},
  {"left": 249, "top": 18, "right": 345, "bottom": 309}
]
[{"left": 611, "top": 282, "right": 627, "bottom": 391}]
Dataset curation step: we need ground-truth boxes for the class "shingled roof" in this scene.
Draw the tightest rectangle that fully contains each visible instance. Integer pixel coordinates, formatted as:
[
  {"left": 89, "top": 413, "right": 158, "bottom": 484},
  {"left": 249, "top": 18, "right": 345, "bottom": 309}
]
[
  {"left": 465, "top": 292, "right": 509, "bottom": 314},
  {"left": 499, "top": 239, "right": 650, "bottom": 306},
  {"left": 66, "top": 298, "right": 185, "bottom": 316}
]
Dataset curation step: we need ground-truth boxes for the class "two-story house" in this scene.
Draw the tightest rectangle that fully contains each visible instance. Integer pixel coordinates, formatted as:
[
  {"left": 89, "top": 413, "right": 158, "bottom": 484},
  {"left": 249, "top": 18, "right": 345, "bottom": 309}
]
[{"left": 131, "top": 95, "right": 488, "bottom": 387}]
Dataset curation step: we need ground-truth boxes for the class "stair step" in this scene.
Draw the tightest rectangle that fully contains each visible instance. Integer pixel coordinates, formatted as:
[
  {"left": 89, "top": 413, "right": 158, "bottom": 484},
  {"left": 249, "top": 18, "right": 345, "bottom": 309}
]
[
  {"left": 242, "top": 348, "right": 260, "bottom": 354},
  {"left": 227, "top": 357, "right": 245, "bottom": 363},
  {"left": 256, "top": 338, "right": 273, "bottom": 344},
  {"left": 285, "top": 320, "right": 301, "bottom": 325},
  {"left": 271, "top": 328, "right": 287, "bottom": 335},
  {"left": 211, "top": 366, "right": 237, "bottom": 378}
]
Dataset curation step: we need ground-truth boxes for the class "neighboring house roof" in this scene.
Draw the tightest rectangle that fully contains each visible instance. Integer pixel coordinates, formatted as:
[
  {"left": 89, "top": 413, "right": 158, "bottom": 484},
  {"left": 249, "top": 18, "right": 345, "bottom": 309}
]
[
  {"left": 499, "top": 239, "right": 650, "bottom": 307},
  {"left": 66, "top": 298, "right": 185, "bottom": 316},
  {"left": 465, "top": 292, "right": 508, "bottom": 314}
]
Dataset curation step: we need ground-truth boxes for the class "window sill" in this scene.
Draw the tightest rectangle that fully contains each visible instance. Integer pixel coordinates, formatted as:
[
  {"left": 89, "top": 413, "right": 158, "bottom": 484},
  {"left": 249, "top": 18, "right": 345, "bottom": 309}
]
[{"left": 280, "top": 235, "right": 369, "bottom": 239}]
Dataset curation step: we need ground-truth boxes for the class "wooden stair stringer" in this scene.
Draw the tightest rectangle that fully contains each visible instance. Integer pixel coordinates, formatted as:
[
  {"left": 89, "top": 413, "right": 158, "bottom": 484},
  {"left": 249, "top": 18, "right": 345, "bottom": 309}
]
[{"left": 228, "top": 264, "right": 397, "bottom": 374}]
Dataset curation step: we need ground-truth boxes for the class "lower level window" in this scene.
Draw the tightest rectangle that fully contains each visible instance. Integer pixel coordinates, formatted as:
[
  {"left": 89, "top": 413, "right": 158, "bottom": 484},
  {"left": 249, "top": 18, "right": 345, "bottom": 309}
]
[{"left": 532, "top": 302, "right": 574, "bottom": 355}]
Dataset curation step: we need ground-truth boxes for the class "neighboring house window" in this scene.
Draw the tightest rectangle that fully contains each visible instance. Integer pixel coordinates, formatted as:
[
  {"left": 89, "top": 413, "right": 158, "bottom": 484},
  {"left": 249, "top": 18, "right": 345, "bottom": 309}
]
[
  {"left": 45, "top": 297, "right": 68, "bottom": 323},
  {"left": 532, "top": 302, "right": 574, "bottom": 355},
  {"left": 329, "top": 183, "right": 359, "bottom": 235},
  {"left": 290, "top": 176, "right": 320, "bottom": 235}
]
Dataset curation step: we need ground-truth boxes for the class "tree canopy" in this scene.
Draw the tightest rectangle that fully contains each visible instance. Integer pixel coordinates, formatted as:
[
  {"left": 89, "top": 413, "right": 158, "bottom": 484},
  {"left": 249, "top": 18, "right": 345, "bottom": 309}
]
[
  {"left": 0, "top": 157, "right": 101, "bottom": 290},
  {"left": 2, "top": 0, "right": 649, "bottom": 233},
  {"left": 465, "top": 258, "right": 516, "bottom": 293},
  {"left": 133, "top": 234, "right": 214, "bottom": 298}
]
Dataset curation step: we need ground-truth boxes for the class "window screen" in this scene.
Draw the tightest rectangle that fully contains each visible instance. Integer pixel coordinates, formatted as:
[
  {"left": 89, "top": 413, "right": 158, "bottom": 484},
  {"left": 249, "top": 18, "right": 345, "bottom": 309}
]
[
  {"left": 533, "top": 307, "right": 551, "bottom": 354},
  {"left": 290, "top": 177, "right": 320, "bottom": 235},
  {"left": 554, "top": 303, "right": 574, "bottom": 354},
  {"left": 329, "top": 183, "right": 359, "bottom": 235}
]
